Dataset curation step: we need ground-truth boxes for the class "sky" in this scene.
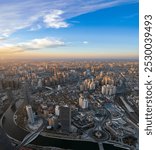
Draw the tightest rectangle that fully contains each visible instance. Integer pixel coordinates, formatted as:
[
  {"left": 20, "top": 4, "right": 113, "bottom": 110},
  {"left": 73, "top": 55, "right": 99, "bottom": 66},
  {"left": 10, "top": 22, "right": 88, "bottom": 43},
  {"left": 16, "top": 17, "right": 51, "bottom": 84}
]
[{"left": 0, "top": 0, "right": 139, "bottom": 59}]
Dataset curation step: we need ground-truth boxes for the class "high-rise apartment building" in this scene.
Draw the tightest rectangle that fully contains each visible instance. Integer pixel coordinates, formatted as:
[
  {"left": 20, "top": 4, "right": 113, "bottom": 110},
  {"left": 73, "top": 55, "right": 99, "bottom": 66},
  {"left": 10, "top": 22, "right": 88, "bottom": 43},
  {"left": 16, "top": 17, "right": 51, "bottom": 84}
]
[{"left": 59, "top": 106, "right": 71, "bottom": 132}]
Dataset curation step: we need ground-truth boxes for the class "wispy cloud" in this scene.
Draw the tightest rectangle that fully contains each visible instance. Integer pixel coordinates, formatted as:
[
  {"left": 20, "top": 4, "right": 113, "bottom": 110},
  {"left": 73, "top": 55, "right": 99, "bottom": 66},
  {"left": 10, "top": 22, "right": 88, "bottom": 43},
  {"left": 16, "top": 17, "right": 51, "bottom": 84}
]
[
  {"left": 83, "top": 41, "right": 89, "bottom": 44},
  {"left": 0, "top": 37, "right": 65, "bottom": 54},
  {"left": 0, "top": 0, "right": 138, "bottom": 37},
  {"left": 43, "top": 10, "right": 69, "bottom": 28},
  {"left": 123, "top": 13, "right": 138, "bottom": 19},
  {"left": 0, "top": 37, "right": 7, "bottom": 41},
  {"left": 28, "top": 24, "right": 42, "bottom": 31}
]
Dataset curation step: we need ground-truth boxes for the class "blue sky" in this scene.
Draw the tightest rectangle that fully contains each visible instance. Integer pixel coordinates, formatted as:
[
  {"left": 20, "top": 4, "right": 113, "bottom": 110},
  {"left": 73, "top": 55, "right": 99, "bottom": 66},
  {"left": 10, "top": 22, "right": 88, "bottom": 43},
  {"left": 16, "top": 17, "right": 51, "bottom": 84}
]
[{"left": 0, "top": 0, "right": 139, "bottom": 59}]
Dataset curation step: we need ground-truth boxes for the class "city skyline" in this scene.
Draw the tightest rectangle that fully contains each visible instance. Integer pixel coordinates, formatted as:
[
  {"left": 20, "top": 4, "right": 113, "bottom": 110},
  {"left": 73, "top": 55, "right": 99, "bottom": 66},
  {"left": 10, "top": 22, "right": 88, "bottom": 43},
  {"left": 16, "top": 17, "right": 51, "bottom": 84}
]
[{"left": 0, "top": 0, "right": 138, "bottom": 59}]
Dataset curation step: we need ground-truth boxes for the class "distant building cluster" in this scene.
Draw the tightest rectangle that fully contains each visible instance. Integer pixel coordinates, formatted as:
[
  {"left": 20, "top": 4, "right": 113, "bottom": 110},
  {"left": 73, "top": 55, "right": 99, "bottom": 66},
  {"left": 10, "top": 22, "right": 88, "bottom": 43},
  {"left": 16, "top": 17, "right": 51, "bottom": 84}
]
[{"left": 101, "top": 85, "right": 116, "bottom": 96}]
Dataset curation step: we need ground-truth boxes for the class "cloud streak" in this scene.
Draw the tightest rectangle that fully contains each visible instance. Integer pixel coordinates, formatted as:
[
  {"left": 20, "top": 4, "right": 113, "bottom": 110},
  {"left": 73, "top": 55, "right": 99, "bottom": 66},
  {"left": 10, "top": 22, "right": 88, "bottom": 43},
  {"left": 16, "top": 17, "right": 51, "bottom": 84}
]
[
  {"left": 19, "top": 37, "right": 65, "bottom": 50},
  {"left": 0, "top": 37, "right": 65, "bottom": 54},
  {"left": 0, "top": 0, "right": 138, "bottom": 37}
]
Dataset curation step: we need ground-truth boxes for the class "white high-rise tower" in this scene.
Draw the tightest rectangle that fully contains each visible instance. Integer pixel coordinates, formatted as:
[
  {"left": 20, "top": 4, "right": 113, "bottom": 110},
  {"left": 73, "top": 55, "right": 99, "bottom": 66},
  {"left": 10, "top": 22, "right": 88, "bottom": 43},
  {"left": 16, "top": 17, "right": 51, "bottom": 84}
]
[{"left": 26, "top": 105, "right": 34, "bottom": 124}]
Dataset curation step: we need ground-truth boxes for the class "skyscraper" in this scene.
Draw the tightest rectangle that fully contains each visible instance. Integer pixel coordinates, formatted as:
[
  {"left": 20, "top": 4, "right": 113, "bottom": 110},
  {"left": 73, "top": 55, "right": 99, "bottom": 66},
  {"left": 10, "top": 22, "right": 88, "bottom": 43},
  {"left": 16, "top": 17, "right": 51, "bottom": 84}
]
[
  {"left": 37, "top": 78, "right": 42, "bottom": 88},
  {"left": 59, "top": 106, "right": 71, "bottom": 132},
  {"left": 22, "top": 82, "right": 31, "bottom": 104},
  {"left": 6, "top": 88, "right": 14, "bottom": 102},
  {"left": 55, "top": 105, "right": 60, "bottom": 116},
  {"left": 26, "top": 105, "right": 34, "bottom": 124},
  {"left": 79, "top": 96, "right": 88, "bottom": 109},
  {"left": 0, "top": 80, "right": 2, "bottom": 90},
  {"left": 102, "top": 85, "right": 106, "bottom": 94}
]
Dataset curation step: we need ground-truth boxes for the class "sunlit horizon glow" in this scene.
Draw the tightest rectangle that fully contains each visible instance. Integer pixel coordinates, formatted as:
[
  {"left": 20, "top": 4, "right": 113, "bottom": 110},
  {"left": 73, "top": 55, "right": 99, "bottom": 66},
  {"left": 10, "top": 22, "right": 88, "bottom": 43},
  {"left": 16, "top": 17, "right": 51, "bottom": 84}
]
[
  {"left": 0, "top": 0, "right": 139, "bottom": 60},
  {"left": 0, "top": 51, "right": 138, "bottom": 60}
]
